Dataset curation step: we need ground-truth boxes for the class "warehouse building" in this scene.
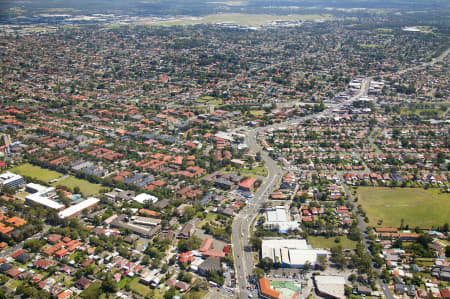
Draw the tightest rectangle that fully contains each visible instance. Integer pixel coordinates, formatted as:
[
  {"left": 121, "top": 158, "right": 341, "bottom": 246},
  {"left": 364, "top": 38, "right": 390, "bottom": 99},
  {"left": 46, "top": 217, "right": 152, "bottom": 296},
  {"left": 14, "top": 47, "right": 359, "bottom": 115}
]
[{"left": 261, "top": 239, "right": 328, "bottom": 268}]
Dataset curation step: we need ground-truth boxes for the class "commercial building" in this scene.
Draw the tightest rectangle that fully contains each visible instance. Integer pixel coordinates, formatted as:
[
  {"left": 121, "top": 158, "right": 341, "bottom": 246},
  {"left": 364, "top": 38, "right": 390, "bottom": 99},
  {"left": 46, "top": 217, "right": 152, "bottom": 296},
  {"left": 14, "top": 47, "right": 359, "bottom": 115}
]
[
  {"left": 313, "top": 275, "right": 346, "bottom": 299},
  {"left": 0, "top": 172, "right": 25, "bottom": 189},
  {"left": 261, "top": 239, "right": 328, "bottom": 268},
  {"left": 58, "top": 197, "right": 100, "bottom": 219},
  {"left": 265, "top": 206, "right": 299, "bottom": 233}
]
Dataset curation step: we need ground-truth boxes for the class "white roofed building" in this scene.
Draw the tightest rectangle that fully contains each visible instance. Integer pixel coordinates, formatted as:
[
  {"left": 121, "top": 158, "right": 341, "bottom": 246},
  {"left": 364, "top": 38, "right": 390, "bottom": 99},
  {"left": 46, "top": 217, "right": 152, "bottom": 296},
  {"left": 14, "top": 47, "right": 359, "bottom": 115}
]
[
  {"left": 261, "top": 239, "right": 329, "bottom": 268},
  {"left": 0, "top": 172, "right": 25, "bottom": 189},
  {"left": 264, "top": 206, "right": 299, "bottom": 233},
  {"left": 58, "top": 197, "right": 100, "bottom": 219},
  {"left": 25, "top": 184, "right": 64, "bottom": 210},
  {"left": 133, "top": 193, "right": 158, "bottom": 204},
  {"left": 314, "top": 275, "right": 346, "bottom": 299}
]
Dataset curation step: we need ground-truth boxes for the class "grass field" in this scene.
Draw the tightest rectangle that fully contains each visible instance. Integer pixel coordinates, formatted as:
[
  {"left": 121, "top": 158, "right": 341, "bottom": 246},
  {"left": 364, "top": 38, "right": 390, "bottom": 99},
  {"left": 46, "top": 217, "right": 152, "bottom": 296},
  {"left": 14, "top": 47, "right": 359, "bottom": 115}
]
[
  {"left": 222, "top": 166, "right": 268, "bottom": 178},
  {"left": 118, "top": 276, "right": 131, "bottom": 289},
  {"left": 196, "top": 212, "right": 218, "bottom": 228},
  {"left": 197, "top": 96, "right": 223, "bottom": 106},
  {"left": 376, "top": 28, "right": 393, "bottom": 32},
  {"left": 8, "top": 163, "right": 62, "bottom": 182},
  {"left": 250, "top": 110, "right": 265, "bottom": 117},
  {"left": 8, "top": 163, "right": 103, "bottom": 196},
  {"left": 357, "top": 187, "right": 450, "bottom": 228},
  {"left": 140, "top": 13, "right": 334, "bottom": 27},
  {"left": 128, "top": 277, "right": 153, "bottom": 297},
  {"left": 358, "top": 43, "right": 380, "bottom": 48},
  {"left": 81, "top": 282, "right": 102, "bottom": 298},
  {"left": 400, "top": 108, "right": 445, "bottom": 118},
  {"left": 308, "top": 236, "right": 358, "bottom": 250},
  {"left": 53, "top": 176, "right": 102, "bottom": 196}
]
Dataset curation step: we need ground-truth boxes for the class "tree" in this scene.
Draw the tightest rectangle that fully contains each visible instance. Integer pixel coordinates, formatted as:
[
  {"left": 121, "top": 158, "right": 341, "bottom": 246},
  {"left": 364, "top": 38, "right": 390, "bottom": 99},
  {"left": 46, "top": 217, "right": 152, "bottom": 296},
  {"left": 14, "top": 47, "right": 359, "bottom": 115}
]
[
  {"left": 1, "top": 185, "right": 15, "bottom": 196},
  {"left": 164, "top": 287, "right": 176, "bottom": 299},
  {"left": 317, "top": 255, "right": 327, "bottom": 271},
  {"left": 258, "top": 257, "right": 274, "bottom": 270},
  {"left": 142, "top": 255, "right": 150, "bottom": 265},
  {"left": 249, "top": 236, "right": 262, "bottom": 251},
  {"left": 303, "top": 261, "right": 312, "bottom": 272},
  {"left": 23, "top": 239, "right": 44, "bottom": 252},
  {"left": 101, "top": 274, "right": 117, "bottom": 293},
  {"left": 177, "top": 235, "right": 202, "bottom": 252},
  {"left": 446, "top": 246, "right": 450, "bottom": 258},
  {"left": 73, "top": 186, "right": 81, "bottom": 194},
  {"left": 253, "top": 268, "right": 265, "bottom": 279},
  {"left": 177, "top": 271, "right": 193, "bottom": 283}
]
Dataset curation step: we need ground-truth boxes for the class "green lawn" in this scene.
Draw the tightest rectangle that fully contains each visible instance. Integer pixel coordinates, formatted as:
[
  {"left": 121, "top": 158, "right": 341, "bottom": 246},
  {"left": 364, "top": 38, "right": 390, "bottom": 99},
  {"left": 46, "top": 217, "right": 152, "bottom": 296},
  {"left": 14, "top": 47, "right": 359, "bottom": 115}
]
[
  {"left": 308, "top": 236, "right": 358, "bottom": 250},
  {"left": 52, "top": 176, "right": 102, "bottom": 196},
  {"left": 118, "top": 276, "right": 131, "bottom": 289},
  {"left": 8, "top": 163, "right": 103, "bottom": 196},
  {"left": 222, "top": 166, "right": 268, "bottom": 178},
  {"left": 250, "top": 110, "right": 265, "bottom": 117},
  {"left": 81, "top": 282, "right": 102, "bottom": 298},
  {"left": 183, "top": 290, "right": 208, "bottom": 299},
  {"left": 6, "top": 279, "right": 22, "bottom": 290},
  {"left": 197, "top": 96, "right": 223, "bottom": 106},
  {"left": 357, "top": 187, "right": 450, "bottom": 229},
  {"left": 196, "top": 212, "right": 218, "bottom": 228},
  {"left": 8, "top": 163, "right": 62, "bottom": 182},
  {"left": 128, "top": 277, "right": 152, "bottom": 297}
]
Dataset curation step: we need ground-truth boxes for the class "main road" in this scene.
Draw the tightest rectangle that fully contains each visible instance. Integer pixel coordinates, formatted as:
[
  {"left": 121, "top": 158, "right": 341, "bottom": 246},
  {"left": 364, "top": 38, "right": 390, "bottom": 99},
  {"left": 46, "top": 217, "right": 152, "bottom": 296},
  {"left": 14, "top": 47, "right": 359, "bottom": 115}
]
[
  {"left": 231, "top": 46, "right": 450, "bottom": 299},
  {"left": 231, "top": 79, "right": 370, "bottom": 299}
]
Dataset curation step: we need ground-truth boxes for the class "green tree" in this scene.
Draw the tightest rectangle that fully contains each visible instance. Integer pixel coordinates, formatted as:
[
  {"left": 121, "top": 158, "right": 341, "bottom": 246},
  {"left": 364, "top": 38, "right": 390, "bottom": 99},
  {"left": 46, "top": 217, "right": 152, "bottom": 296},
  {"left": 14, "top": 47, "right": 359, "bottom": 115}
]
[
  {"left": 101, "top": 274, "right": 117, "bottom": 293},
  {"left": 164, "top": 287, "right": 176, "bottom": 299}
]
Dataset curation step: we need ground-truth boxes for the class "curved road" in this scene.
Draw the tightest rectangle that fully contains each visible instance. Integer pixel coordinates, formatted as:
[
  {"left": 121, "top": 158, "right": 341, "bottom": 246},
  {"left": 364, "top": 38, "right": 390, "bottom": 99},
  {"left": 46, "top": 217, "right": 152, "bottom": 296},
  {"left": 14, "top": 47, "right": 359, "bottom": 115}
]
[{"left": 231, "top": 47, "right": 449, "bottom": 299}]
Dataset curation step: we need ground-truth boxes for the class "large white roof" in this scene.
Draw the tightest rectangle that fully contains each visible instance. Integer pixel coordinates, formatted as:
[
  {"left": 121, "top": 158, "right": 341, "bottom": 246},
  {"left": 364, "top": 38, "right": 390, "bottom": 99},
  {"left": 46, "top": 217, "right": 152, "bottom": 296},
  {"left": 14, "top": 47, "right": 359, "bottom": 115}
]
[
  {"left": 0, "top": 171, "right": 23, "bottom": 185},
  {"left": 261, "top": 239, "right": 329, "bottom": 267},
  {"left": 314, "top": 275, "right": 346, "bottom": 299},
  {"left": 266, "top": 206, "right": 288, "bottom": 223},
  {"left": 58, "top": 197, "right": 99, "bottom": 218},
  {"left": 262, "top": 239, "right": 309, "bottom": 250},
  {"left": 133, "top": 193, "right": 158, "bottom": 204},
  {"left": 26, "top": 192, "right": 64, "bottom": 210},
  {"left": 26, "top": 183, "right": 49, "bottom": 193}
]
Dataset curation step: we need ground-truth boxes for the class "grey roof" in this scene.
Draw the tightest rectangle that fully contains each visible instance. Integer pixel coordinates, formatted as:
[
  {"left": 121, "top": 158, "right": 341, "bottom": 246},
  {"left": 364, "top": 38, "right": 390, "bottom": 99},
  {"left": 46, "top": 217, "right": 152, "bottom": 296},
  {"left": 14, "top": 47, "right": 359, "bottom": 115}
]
[{"left": 198, "top": 257, "right": 221, "bottom": 273}]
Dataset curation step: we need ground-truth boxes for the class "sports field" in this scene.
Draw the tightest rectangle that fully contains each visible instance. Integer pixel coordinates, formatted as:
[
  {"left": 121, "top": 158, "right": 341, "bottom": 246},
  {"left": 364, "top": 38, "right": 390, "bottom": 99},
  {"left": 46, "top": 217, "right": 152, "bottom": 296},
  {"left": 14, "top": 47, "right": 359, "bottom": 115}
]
[
  {"left": 357, "top": 187, "right": 449, "bottom": 228},
  {"left": 8, "top": 163, "right": 102, "bottom": 196},
  {"left": 52, "top": 176, "right": 102, "bottom": 196},
  {"left": 8, "top": 163, "right": 62, "bottom": 182}
]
